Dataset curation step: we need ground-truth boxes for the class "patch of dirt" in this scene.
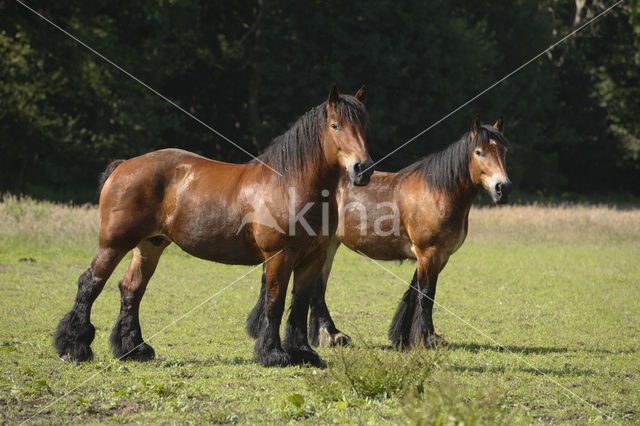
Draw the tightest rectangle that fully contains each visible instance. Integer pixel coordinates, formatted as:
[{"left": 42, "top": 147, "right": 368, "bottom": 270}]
[{"left": 115, "top": 400, "right": 140, "bottom": 415}]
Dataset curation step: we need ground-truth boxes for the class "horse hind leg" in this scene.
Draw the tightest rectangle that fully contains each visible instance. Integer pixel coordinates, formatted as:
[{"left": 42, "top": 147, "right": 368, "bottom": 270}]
[
  {"left": 248, "top": 270, "right": 351, "bottom": 348},
  {"left": 110, "top": 238, "right": 169, "bottom": 361},
  {"left": 308, "top": 277, "right": 351, "bottom": 347},
  {"left": 308, "top": 237, "right": 350, "bottom": 347},
  {"left": 54, "top": 247, "right": 127, "bottom": 362}
]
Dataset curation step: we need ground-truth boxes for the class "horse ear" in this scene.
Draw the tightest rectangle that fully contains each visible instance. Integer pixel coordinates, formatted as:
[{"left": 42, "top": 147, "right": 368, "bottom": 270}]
[
  {"left": 354, "top": 85, "right": 367, "bottom": 105},
  {"left": 328, "top": 84, "right": 340, "bottom": 108},
  {"left": 493, "top": 116, "right": 504, "bottom": 133},
  {"left": 471, "top": 114, "right": 482, "bottom": 135}
]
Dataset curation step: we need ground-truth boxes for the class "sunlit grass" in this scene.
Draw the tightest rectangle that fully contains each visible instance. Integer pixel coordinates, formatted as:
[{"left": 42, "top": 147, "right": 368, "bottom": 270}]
[{"left": 0, "top": 196, "right": 638, "bottom": 423}]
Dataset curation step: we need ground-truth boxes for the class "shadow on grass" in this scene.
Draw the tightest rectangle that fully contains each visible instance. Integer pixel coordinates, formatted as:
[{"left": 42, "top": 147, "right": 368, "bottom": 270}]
[
  {"left": 162, "top": 356, "right": 326, "bottom": 368},
  {"left": 375, "top": 343, "right": 569, "bottom": 356},
  {"left": 452, "top": 363, "right": 597, "bottom": 377},
  {"left": 162, "top": 356, "right": 253, "bottom": 367},
  {"left": 448, "top": 342, "right": 635, "bottom": 355},
  {"left": 448, "top": 342, "right": 568, "bottom": 355}
]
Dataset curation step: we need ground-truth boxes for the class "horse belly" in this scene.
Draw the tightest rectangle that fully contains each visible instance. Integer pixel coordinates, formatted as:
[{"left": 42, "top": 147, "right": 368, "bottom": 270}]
[
  {"left": 340, "top": 232, "right": 413, "bottom": 261},
  {"left": 167, "top": 203, "right": 262, "bottom": 265},
  {"left": 176, "top": 237, "right": 262, "bottom": 265}
]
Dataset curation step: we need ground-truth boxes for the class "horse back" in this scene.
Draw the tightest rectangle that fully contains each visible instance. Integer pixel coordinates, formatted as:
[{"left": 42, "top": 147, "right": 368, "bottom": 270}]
[{"left": 97, "top": 148, "right": 264, "bottom": 263}]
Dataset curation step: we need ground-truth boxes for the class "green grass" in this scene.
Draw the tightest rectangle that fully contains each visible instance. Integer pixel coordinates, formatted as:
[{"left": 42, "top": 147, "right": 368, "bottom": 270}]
[{"left": 0, "top": 196, "right": 639, "bottom": 424}]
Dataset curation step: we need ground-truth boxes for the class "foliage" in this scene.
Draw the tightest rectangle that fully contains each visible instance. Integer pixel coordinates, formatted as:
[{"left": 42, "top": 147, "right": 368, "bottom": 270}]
[
  {"left": 402, "top": 370, "right": 529, "bottom": 425},
  {"left": 304, "top": 342, "right": 443, "bottom": 401},
  {"left": 303, "top": 342, "right": 531, "bottom": 424},
  {"left": 1, "top": 0, "right": 639, "bottom": 202}
]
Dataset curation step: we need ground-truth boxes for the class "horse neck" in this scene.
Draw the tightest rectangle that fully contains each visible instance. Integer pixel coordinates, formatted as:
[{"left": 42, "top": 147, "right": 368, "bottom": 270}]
[
  {"left": 434, "top": 136, "right": 479, "bottom": 212},
  {"left": 285, "top": 149, "right": 341, "bottom": 196},
  {"left": 309, "top": 156, "right": 341, "bottom": 194},
  {"left": 450, "top": 176, "right": 480, "bottom": 215},
  {"left": 405, "top": 158, "right": 480, "bottom": 216}
]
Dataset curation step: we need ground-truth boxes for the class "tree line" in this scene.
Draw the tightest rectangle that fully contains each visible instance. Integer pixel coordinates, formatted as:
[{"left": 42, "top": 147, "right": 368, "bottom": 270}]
[{"left": 1, "top": 0, "right": 638, "bottom": 202}]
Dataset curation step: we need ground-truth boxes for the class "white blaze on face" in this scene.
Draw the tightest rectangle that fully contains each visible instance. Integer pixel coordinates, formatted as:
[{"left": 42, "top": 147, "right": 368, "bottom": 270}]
[
  {"left": 343, "top": 154, "right": 360, "bottom": 175},
  {"left": 489, "top": 139, "right": 497, "bottom": 146},
  {"left": 484, "top": 173, "right": 506, "bottom": 201}
]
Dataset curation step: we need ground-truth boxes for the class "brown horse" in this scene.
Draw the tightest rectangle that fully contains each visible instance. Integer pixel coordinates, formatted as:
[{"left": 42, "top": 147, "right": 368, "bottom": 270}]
[
  {"left": 53, "top": 85, "right": 373, "bottom": 367},
  {"left": 248, "top": 116, "right": 511, "bottom": 349}
]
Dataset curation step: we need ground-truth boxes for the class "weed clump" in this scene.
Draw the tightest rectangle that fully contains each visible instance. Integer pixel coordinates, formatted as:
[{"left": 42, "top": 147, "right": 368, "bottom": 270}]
[
  {"left": 304, "top": 342, "right": 444, "bottom": 401},
  {"left": 304, "top": 341, "right": 529, "bottom": 424},
  {"left": 402, "top": 371, "right": 528, "bottom": 425}
]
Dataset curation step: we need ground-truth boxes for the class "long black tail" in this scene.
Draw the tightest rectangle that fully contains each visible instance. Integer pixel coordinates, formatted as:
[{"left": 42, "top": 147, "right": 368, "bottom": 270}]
[
  {"left": 97, "top": 159, "right": 124, "bottom": 197},
  {"left": 246, "top": 270, "right": 267, "bottom": 339}
]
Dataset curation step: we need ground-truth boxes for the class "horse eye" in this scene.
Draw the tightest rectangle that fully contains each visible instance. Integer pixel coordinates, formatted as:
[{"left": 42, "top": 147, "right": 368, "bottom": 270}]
[
  {"left": 475, "top": 150, "right": 483, "bottom": 156},
  {"left": 331, "top": 123, "right": 339, "bottom": 130}
]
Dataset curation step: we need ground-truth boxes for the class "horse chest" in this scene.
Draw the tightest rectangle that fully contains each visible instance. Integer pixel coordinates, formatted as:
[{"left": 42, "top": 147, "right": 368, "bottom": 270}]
[
  {"left": 446, "top": 218, "right": 469, "bottom": 255},
  {"left": 451, "top": 225, "right": 468, "bottom": 253}
]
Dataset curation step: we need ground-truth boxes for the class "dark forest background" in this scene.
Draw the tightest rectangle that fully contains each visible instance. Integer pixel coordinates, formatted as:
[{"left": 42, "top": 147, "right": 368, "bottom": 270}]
[{"left": 1, "top": 0, "right": 639, "bottom": 203}]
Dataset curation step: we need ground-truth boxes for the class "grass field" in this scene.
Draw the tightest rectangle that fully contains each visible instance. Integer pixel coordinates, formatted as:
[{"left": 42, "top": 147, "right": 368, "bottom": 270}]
[{"left": 0, "top": 195, "right": 639, "bottom": 424}]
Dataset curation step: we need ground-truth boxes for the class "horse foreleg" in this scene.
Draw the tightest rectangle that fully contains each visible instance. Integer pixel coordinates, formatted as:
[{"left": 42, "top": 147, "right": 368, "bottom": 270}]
[
  {"left": 110, "top": 239, "right": 169, "bottom": 361},
  {"left": 54, "top": 247, "right": 127, "bottom": 362},
  {"left": 409, "top": 274, "right": 443, "bottom": 348},
  {"left": 282, "top": 257, "right": 325, "bottom": 367},
  {"left": 408, "top": 250, "right": 445, "bottom": 349},
  {"left": 254, "top": 253, "right": 294, "bottom": 367}
]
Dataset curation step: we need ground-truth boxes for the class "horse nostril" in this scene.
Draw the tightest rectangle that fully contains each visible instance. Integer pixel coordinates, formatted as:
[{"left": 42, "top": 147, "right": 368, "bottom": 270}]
[
  {"left": 502, "top": 180, "right": 513, "bottom": 196},
  {"left": 495, "top": 180, "right": 513, "bottom": 201},
  {"left": 353, "top": 162, "right": 362, "bottom": 175},
  {"left": 363, "top": 160, "right": 374, "bottom": 176}
]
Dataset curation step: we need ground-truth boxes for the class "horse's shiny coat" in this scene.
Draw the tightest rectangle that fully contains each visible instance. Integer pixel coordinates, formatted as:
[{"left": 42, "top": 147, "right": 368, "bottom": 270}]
[
  {"left": 53, "top": 85, "right": 372, "bottom": 367},
  {"left": 312, "top": 116, "right": 511, "bottom": 348}
]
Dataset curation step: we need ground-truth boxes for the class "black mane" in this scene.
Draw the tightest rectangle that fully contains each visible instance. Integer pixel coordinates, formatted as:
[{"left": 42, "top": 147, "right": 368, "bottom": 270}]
[
  {"left": 399, "top": 124, "right": 508, "bottom": 193},
  {"left": 253, "top": 95, "right": 368, "bottom": 179}
]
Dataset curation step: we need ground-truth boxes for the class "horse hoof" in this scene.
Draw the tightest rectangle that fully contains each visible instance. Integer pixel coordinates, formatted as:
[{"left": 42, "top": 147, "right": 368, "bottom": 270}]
[
  {"left": 330, "top": 332, "right": 351, "bottom": 347},
  {"left": 53, "top": 314, "right": 95, "bottom": 362},
  {"left": 117, "top": 342, "right": 155, "bottom": 362},
  {"left": 56, "top": 344, "right": 94, "bottom": 362},
  {"left": 257, "top": 348, "right": 293, "bottom": 367},
  {"left": 389, "top": 335, "right": 413, "bottom": 351},
  {"left": 425, "top": 333, "right": 447, "bottom": 349},
  {"left": 58, "top": 347, "right": 93, "bottom": 363},
  {"left": 287, "top": 347, "right": 323, "bottom": 367},
  {"left": 317, "top": 328, "right": 351, "bottom": 347}
]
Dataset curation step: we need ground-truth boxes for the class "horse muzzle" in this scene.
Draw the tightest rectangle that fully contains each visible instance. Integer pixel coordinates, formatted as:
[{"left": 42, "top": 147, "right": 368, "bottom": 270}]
[
  {"left": 350, "top": 160, "right": 374, "bottom": 186},
  {"left": 494, "top": 179, "right": 513, "bottom": 204}
]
